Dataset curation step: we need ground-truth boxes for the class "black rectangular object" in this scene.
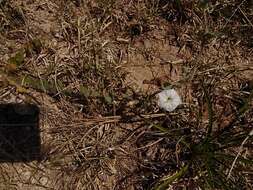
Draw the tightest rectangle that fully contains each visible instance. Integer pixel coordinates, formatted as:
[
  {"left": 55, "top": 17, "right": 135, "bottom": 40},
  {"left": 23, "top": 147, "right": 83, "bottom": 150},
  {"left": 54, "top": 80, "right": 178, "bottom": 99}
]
[{"left": 0, "top": 104, "right": 41, "bottom": 162}]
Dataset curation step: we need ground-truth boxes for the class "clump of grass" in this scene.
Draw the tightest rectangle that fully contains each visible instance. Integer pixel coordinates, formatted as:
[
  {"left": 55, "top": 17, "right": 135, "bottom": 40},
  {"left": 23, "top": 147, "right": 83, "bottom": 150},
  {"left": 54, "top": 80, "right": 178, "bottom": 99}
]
[
  {"left": 120, "top": 0, "right": 253, "bottom": 187},
  {"left": 135, "top": 69, "right": 252, "bottom": 189}
]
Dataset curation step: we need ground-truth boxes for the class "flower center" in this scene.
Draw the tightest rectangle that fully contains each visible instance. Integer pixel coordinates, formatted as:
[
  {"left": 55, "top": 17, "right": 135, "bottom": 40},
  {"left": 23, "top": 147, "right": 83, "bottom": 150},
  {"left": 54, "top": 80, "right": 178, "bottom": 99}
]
[{"left": 166, "top": 96, "right": 172, "bottom": 102}]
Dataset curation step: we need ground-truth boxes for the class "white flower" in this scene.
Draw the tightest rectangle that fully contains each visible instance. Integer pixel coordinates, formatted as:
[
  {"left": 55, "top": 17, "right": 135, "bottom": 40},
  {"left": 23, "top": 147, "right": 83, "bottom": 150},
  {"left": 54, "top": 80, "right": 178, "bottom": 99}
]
[{"left": 157, "top": 89, "right": 182, "bottom": 112}]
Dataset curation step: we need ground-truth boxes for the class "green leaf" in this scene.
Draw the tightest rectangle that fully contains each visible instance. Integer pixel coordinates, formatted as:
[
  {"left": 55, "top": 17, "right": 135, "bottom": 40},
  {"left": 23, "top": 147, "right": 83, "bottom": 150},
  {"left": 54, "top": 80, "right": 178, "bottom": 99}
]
[
  {"left": 8, "top": 50, "right": 25, "bottom": 66},
  {"left": 25, "top": 38, "right": 43, "bottom": 56},
  {"left": 198, "top": 0, "right": 209, "bottom": 9},
  {"left": 90, "top": 89, "right": 100, "bottom": 97},
  {"left": 104, "top": 95, "right": 113, "bottom": 104},
  {"left": 80, "top": 85, "right": 90, "bottom": 97},
  {"left": 215, "top": 153, "right": 253, "bottom": 165},
  {"left": 162, "top": 83, "right": 172, "bottom": 90},
  {"left": 151, "top": 124, "right": 170, "bottom": 133},
  {"left": 31, "top": 38, "right": 42, "bottom": 54},
  {"left": 153, "top": 165, "right": 189, "bottom": 190}
]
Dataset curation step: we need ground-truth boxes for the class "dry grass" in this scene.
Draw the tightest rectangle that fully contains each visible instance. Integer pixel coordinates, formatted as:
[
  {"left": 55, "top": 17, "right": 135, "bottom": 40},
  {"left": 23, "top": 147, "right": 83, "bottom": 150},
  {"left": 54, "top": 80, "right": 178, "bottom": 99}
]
[{"left": 0, "top": 0, "right": 252, "bottom": 189}]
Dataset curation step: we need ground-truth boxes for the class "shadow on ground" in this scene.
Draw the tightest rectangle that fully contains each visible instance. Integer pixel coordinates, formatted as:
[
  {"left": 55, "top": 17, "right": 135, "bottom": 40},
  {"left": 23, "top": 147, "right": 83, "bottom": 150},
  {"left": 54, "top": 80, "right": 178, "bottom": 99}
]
[{"left": 0, "top": 104, "right": 40, "bottom": 162}]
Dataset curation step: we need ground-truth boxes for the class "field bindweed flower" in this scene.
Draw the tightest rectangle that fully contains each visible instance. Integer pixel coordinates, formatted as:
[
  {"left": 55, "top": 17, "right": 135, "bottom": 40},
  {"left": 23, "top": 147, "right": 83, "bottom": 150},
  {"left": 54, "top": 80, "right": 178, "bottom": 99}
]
[{"left": 157, "top": 89, "right": 182, "bottom": 112}]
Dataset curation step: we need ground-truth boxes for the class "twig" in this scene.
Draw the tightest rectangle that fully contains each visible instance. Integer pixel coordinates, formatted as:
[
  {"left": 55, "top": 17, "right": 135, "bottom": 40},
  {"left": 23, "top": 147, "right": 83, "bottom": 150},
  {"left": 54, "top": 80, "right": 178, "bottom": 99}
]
[
  {"left": 124, "top": 59, "right": 185, "bottom": 67},
  {"left": 77, "top": 17, "right": 81, "bottom": 53},
  {"left": 223, "top": 0, "right": 247, "bottom": 28},
  {"left": 227, "top": 129, "right": 253, "bottom": 179},
  {"left": 73, "top": 113, "right": 169, "bottom": 126},
  {"left": 202, "top": 83, "right": 213, "bottom": 138},
  {"left": 238, "top": 7, "right": 253, "bottom": 28}
]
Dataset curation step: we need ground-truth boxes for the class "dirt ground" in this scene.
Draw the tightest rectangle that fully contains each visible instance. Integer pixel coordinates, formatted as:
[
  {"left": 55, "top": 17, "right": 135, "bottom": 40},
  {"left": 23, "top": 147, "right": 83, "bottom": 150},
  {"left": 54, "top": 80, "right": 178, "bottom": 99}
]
[{"left": 0, "top": 0, "right": 252, "bottom": 189}]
